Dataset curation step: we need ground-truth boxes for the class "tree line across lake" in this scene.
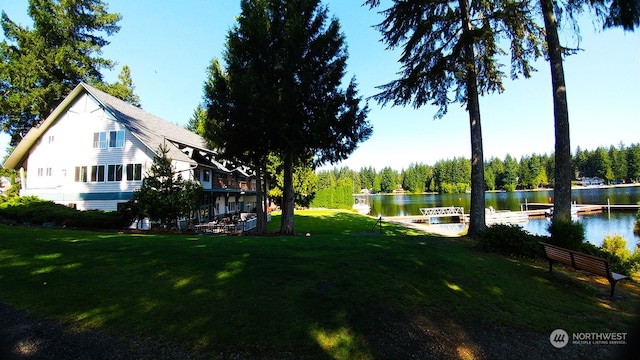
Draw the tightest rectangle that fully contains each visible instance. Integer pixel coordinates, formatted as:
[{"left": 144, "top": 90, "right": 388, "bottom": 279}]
[{"left": 309, "top": 143, "right": 640, "bottom": 210}]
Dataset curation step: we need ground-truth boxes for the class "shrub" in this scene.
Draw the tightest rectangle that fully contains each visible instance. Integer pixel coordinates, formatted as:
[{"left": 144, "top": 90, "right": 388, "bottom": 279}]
[
  {"left": 477, "top": 224, "right": 544, "bottom": 258},
  {"left": 630, "top": 248, "right": 640, "bottom": 277},
  {"left": 546, "top": 220, "right": 585, "bottom": 250},
  {"left": 601, "top": 234, "right": 632, "bottom": 262},
  {"left": 0, "top": 197, "right": 128, "bottom": 229},
  {"left": 579, "top": 239, "right": 633, "bottom": 277}
]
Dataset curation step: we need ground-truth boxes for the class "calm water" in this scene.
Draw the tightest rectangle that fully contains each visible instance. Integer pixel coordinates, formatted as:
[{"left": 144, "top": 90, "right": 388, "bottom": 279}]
[{"left": 365, "top": 186, "right": 640, "bottom": 251}]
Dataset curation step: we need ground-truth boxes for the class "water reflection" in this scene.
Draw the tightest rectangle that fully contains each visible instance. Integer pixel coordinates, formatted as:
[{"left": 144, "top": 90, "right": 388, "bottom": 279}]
[
  {"left": 523, "top": 213, "right": 639, "bottom": 252},
  {"left": 367, "top": 186, "right": 640, "bottom": 252}
]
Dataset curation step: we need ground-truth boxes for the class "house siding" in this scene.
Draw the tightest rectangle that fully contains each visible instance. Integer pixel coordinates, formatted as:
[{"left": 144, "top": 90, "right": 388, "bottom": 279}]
[
  {"left": 9, "top": 83, "right": 257, "bottom": 220},
  {"left": 21, "top": 93, "right": 154, "bottom": 211}
]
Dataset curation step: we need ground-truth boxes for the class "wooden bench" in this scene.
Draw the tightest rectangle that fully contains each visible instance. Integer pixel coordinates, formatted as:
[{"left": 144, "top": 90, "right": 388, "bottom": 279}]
[{"left": 539, "top": 242, "right": 627, "bottom": 297}]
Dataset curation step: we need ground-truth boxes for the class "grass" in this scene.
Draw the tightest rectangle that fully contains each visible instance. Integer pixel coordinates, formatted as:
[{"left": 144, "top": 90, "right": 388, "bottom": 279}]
[{"left": 1, "top": 209, "right": 639, "bottom": 358}]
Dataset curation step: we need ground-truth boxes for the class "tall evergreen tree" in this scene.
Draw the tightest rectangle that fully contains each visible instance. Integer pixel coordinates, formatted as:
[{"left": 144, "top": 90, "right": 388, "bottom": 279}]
[
  {"left": 627, "top": 144, "right": 640, "bottom": 182},
  {"left": 503, "top": 154, "right": 520, "bottom": 191},
  {"left": 379, "top": 166, "right": 398, "bottom": 192},
  {"left": 536, "top": 0, "right": 639, "bottom": 221},
  {"left": 204, "top": 0, "right": 371, "bottom": 235},
  {"left": 365, "top": 0, "right": 543, "bottom": 236},
  {"left": 486, "top": 157, "right": 506, "bottom": 190},
  {"left": 538, "top": 0, "right": 572, "bottom": 220},
  {"left": 0, "top": 0, "right": 121, "bottom": 145},
  {"left": 204, "top": 53, "right": 272, "bottom": 233},
  {"left": 609, "top": 144, "right": 628, "bottom": 182},
  {"left": 359, "top": 166, "right": 377, "bottom": 191},
  {"left": 185, "top": 104, "right": 207, "bottom": 137},
  {"left": 92, "top": 65, "right": 141, "bottom": 107}
]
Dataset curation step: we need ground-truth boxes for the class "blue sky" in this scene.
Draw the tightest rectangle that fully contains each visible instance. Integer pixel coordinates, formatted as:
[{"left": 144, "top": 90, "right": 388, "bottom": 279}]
[{"left": 2, "top": 0, "right": 639, "bottom": 171}]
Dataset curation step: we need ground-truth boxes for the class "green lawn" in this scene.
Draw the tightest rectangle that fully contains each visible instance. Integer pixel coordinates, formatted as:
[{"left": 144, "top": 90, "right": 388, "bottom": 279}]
[{"left": 1, "top": 209, "right": 638, "bottom": 358}]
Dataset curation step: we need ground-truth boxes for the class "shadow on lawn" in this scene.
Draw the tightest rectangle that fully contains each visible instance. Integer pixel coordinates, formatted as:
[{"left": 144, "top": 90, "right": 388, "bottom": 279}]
[{"left": 0, "top": 223, "right": 638, "bottom": 359}]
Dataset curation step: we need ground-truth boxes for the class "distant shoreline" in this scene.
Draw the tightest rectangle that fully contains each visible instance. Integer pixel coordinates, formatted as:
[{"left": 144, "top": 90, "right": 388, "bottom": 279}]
[{"left": 354, "top": 182, "right": 640, "bottom": 196}]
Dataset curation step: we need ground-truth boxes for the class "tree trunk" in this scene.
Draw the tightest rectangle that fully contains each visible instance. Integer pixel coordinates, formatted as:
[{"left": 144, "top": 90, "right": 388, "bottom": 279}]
[
  {"left": 263, "top": 159, "right": 270, "bottom": 228},
  {"left": 460, "top": 0, "right": 486, "bottom": 237},
  {"left": 540, "top": 0, "right": 572, "bottom": 222},
  {"left": 254, "top": 159, "right": 267, "bottom": 233},
  {"left": 279, "top": 152, "right": 295, "bottom": 234}
]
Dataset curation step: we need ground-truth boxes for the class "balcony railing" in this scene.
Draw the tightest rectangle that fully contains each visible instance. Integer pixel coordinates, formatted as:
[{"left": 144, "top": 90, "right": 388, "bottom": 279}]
[{"left": 213, "top": 178, "right": 256, "bottom": 191}]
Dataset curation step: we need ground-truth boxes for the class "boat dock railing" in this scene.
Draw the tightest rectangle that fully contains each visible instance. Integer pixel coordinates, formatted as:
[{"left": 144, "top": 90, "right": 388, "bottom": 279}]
[
  {"left": 384, "top": 206, "right": 466, "bottom": 224},
  {"left": 419, "top": 206, "right": 465, "bottom": 218}
]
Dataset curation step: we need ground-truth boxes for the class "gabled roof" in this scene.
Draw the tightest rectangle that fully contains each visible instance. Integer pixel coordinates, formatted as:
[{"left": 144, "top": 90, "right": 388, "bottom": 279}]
[{"left": 4, "top": 82, "right": 210, "bottom": 169}]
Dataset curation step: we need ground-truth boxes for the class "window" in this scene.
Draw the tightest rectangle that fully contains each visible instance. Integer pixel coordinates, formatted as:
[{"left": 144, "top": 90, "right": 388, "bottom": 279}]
[
  {"left": 116, "top": 130, "right": 125, "bottom": 147},
  {"left": 48, "top": 135, "right": 54, "bottom": 144},
  {"left": 134, "top": 164, "right": 142, "bottom": 180},
  {"left": 126, "top": 163, "right": 142, "bottom": 181},
  {"left": 108, "top": 164, "right": 123, "bottom": 181},
  {"left": 93, "top": 132, "right": 107, "bottom": 149},
  {"left": 37, "top": 168, "right": 44, "bottom": 176},
  {"left": 109, "top": 130, "right": 125, "bottom": 148},
  {"left": 74, "top": 166, "right": 88, "bottom": 182},
  {"left": 194, "top": 169, "right": 201, "bottom": 181},
  {"left": 203, "top": 170, "right": 210, "bottom": 182},
  {"left": 46, "top": 168, "right": 52, "bottom": 177},
  {"left": 91, "top": 165, "right": 105, "bottom": 182}
]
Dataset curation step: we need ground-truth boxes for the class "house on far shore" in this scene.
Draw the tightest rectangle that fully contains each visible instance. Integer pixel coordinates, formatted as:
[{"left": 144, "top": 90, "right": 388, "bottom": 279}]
[
  {"left": 3, "top": 82, "right": 256, "bottom": 223},
  {"left": 581, "top": 177, "right": 604, "bottom": 187}
]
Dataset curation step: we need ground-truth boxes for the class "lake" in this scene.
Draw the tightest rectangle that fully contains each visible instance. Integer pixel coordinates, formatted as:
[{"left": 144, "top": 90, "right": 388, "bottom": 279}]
[{"left": 364, "top": 185, "right": 640, "bottom": 251}]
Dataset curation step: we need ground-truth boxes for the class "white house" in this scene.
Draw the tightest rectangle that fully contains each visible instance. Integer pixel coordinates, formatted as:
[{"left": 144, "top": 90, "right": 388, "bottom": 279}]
[
  {"left": 581, "top": 177, "right": 604, "bottom": 187},
  {"left": 3, "top": 82, "right": 256, "bottom": 222}
]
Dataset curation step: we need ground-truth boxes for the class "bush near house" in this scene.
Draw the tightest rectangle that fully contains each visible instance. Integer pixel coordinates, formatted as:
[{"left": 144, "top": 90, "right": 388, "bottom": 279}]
[{"left": 0, "top": 196, "right": 129, "bottom": 229}]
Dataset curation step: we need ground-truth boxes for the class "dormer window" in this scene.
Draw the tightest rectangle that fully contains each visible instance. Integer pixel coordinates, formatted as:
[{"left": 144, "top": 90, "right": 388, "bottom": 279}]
[
  {"left": 93, "top": 130, "right": 124, "bottom": 149},
  {"left": 93, "top": 132, "right": 107, "bottom": 149},
  {"left": 109, "top": 130, "right": 125, "bottom": 148}
]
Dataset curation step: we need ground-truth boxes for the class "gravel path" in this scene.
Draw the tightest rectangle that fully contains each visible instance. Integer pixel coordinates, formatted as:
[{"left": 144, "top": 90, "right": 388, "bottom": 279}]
[
  {"left": 1, "top": 299, "right": 636, "bottom": 359},
  {"left": 0, "top": 300, "right": 203, "bottom": 360}
]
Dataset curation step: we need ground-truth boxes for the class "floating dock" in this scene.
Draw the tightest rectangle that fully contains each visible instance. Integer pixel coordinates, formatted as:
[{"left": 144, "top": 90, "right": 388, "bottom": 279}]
[{"left": 382, "top": 203, "right": 639, "bottom": 225}]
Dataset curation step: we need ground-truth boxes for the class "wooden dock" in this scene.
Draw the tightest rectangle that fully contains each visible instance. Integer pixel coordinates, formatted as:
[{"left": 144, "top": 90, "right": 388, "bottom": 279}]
[
  {"left": 385, "top": 206, "right": 465, "bottom": 224},
  {"left": 523, "top": 203, "right": 639, "bottom": 214},
  {"left": 383, "top": 203, "right": 639, "bottom": 225}
]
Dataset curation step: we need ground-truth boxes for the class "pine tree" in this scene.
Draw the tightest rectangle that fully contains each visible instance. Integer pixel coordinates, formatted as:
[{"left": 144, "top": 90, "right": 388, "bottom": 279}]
[
  {"left": 133, "top": 144, "right": 203, "bottom": 230},
  {"left": 185, "top": 104, "right": 207, "bottom": 137},
  {"left": 536, "top": 0, "right": 639, "bottom": 221},
  {"left": 92, "top": 65, "right": 141, "bottom": 107},
  {"left": 1, "top": 0, "right": 121, "bottom": 145},
  {"left": 204, "top": 0, "right": 371, "bottom": 234},
  {"left": 366, "top": 0, "right": 544, "bottom": 236}
]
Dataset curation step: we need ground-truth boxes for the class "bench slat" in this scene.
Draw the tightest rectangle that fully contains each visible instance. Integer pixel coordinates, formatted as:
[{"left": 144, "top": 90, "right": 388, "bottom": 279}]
[
  {"left": 572, "top": 253, "right": 608, "bottom": 276},
  {"left": 545, "top": 249, "right": 572, "bottom": 265}
]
